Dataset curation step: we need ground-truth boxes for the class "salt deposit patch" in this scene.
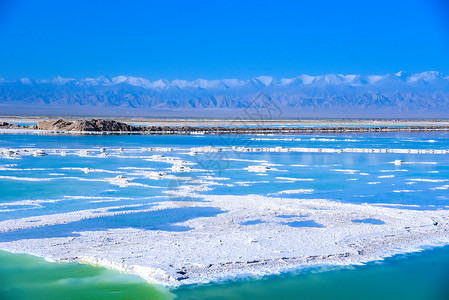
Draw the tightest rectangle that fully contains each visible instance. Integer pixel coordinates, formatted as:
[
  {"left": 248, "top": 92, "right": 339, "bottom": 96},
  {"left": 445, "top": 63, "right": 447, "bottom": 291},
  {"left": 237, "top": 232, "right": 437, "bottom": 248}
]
[
  {"left": 1, "top": 194, "right": 449, "bottom": 286},
  {"left": 118, "top": 167, "right": 156, "bottom": 170},
  {"left": 251, "top": 138, "right": 302, "bottom": 141},
  {"left": 404, "top": 162, "right": 438, "bottom": 165},
  {"left": 275, "top": 177, "right": 314, "bottom": 182},
  {"left": 408, "top": 179, "right": 448, "bottom": 183},
  {"left": 268, "top": 189, "right": 314, "bottom": 196},
  {"left": 430, "top": 185, "right": 449, "bottom": 190},
  {"left": 223, "top": 158, "right": 269, "bottom": 163},
  {"left": 330, "top": 169, "right": 359, "bottom": 175},
  {"left": 246, "top": 165, "right": 271, "bottom": 172},
  {"left": 234, "top": 181, "right": 269, "bottom": 187},
  {"left": 0, "top": 175, "right": 55, "bottom": 182},
  {"left": 0, "top": 167, "right": 50, "bottom": 171},
  {"left": 61, "top": 167, "right": 120, "bottom": 174}
]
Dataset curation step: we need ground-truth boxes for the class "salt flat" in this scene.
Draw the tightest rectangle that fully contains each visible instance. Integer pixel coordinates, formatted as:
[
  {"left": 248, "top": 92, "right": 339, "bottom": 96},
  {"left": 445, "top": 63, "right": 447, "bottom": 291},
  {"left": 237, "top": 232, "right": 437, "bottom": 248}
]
[{"left": 1, "top": 193, "right": 448, "bottom": 286}]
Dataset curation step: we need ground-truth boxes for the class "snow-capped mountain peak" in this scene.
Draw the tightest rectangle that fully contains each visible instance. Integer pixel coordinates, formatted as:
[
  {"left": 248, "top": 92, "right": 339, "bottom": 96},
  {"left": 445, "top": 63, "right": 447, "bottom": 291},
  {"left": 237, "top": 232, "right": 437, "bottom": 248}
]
[
  {"left": 19, "top": 78, "right": 32, "bottom": 84},
  {"left": 1, "top": 72, "right": 448, "bottom": 118},
  {"left": 4, "top": 72, "right": 447, "bottom": 90}
]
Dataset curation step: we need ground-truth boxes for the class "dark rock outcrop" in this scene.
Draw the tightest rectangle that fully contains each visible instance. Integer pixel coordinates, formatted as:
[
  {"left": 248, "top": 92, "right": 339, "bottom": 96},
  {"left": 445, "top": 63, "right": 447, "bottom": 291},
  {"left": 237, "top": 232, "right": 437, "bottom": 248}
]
[
  {"left": 0, "top": 122, "right": 21, "bottom": 129},
  {"left": 37, "top": 119, "right": 140, "bottom": 132},
  {"left": 0, "top": 122, "right": 37, "bottom": 129}
]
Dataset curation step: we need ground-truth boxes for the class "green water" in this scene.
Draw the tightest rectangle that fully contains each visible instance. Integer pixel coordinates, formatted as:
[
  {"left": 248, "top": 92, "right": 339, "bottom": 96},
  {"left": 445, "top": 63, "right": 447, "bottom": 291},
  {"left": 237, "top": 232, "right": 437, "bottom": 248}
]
[
  {"left": 0, "top": 251, "right": 174, "bottom": 300},
  {"left": 1, "top": 247, "right": 449, "bottom": 300}
]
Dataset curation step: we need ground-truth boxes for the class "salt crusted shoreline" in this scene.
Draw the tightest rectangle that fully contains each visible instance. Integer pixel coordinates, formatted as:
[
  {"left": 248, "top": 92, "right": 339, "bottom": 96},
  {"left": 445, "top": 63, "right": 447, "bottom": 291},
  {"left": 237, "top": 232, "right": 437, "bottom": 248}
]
[
  {"left": 1, "top": 118, "right": 449, "bottom": 135},
  {"left": 1, "top": 193, "right": 448, "bottom": 286}
]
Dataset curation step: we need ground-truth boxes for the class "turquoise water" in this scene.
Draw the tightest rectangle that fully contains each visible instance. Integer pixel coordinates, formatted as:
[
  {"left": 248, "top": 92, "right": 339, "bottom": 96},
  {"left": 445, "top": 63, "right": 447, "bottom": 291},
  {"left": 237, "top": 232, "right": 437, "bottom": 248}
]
[
  {"left": 1, "top": 246, "right": 449, "bottom": 299},
  {"left": 175, "top": 245, "right": 449, "bottom": 300},
  {"left": 1, "top": 132, "right": 449, "bottom": 298},
  {"left": 1, "top": 132, "right": 449, "bottom": 211}
]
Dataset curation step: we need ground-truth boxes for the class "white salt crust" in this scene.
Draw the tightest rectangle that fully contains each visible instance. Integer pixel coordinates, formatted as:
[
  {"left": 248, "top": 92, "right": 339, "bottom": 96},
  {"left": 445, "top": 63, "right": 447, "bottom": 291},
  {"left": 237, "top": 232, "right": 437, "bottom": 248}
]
[{"left": 1, "top": 194, "right": 449, "bottom": 286}]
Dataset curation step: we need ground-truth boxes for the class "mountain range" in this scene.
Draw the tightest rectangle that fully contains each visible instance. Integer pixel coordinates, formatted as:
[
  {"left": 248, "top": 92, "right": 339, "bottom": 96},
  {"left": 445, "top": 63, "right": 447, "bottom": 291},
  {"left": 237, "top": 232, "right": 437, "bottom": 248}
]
[{"left": 1, "top": 71, "right": 449, "bottom": 118}]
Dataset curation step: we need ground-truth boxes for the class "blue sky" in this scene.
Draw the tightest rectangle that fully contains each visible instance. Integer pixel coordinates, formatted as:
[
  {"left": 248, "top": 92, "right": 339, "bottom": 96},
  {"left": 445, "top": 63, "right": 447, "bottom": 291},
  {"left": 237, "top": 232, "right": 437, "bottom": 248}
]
[{"left": 1, "top": 0, "right": 448, "bottom": 80}]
